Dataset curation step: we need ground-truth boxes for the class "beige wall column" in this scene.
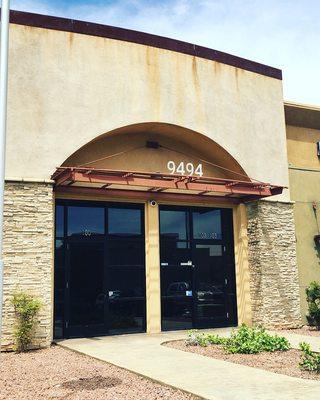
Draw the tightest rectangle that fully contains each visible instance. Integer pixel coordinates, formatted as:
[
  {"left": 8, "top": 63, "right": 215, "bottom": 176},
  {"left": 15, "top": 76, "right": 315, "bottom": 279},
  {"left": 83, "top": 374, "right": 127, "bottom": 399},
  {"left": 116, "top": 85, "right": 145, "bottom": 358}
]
[
  {"left": 144, "top": 201, "right": 161, "bottom": 333},
  {"left": 233, "top": 204, "right": 253, "bottom": 326}
]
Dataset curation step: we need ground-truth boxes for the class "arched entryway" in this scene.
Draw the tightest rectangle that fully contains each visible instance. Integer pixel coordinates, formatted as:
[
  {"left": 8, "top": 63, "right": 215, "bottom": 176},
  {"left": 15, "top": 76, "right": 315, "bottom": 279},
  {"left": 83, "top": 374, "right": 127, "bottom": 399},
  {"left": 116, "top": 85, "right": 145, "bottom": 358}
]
[{"left": 53, "top": 123, "right": 282, "bottom": 339}]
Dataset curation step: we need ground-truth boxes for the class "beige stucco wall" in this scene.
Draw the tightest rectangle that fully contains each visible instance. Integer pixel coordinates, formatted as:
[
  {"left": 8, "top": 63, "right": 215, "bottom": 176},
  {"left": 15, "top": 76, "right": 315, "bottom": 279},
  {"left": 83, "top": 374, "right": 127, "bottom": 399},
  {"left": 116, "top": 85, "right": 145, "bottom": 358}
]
[
  {"left": 287, "top": 125, "right": 320, "bottom": 170},
  {"left": 287, "top": 124, "right": 320, "bottom": 321},
  {"left": 7, "top": 23, "right": 288, "bottom": 200}
]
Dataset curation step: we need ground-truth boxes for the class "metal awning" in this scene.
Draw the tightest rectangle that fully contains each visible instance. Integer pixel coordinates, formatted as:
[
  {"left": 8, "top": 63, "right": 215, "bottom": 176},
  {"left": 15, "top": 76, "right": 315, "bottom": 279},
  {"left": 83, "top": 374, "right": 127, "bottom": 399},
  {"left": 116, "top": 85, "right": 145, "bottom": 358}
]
[{"left": 51, "top": 167, "right": 283, "bottom": 204}]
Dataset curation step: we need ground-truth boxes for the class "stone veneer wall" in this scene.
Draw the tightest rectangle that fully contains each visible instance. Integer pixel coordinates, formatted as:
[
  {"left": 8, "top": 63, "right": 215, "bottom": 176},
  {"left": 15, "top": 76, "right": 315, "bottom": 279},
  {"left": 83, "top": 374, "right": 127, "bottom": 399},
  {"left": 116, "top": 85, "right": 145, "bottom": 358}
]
[
  {"left": 1, "top": 181, "right": 53, "bottom": 350},
  {"left": 246, "top": 200, "right": 302, "bottom": 328}
]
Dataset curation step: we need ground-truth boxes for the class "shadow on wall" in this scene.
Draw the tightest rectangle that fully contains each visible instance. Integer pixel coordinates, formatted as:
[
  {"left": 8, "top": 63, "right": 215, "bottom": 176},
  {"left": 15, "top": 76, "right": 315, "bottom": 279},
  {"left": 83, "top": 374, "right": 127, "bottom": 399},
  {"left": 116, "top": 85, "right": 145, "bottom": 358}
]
[{"left": 62, "top": 122, "right": 250, "bottom": 182}]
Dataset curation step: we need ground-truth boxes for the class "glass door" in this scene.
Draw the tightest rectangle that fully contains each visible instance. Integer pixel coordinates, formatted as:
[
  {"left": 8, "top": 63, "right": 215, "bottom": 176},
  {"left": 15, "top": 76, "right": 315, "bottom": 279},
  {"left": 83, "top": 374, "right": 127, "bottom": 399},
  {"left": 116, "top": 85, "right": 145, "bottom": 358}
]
[
  {"left": 65, "top": 204, "right": 106, "bottom": 338},
  {"left": 67, "top": 241, "right": 106, "bottom": 337},
  {"left": 54, "top": 201, "right": 146, "bottom": 339},
  {"left": 160, "top": 209, "right": 193, "bottom": 331},
  {"left": 159, "top": 206, "right": 237, "bottom": 331},
  {"left": 192, "top": 208, "right": 227, "bottom": 327},
  {"left": 106, "top": 206, "right": 146, "bottom": 335}
]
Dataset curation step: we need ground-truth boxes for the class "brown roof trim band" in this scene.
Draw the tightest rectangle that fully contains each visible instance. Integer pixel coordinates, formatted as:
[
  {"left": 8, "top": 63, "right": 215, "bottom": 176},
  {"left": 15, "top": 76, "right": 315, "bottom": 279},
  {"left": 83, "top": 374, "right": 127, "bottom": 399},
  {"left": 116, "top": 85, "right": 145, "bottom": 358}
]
[{"left": 8, "top": 9, "right": 282, "bottom": 80}]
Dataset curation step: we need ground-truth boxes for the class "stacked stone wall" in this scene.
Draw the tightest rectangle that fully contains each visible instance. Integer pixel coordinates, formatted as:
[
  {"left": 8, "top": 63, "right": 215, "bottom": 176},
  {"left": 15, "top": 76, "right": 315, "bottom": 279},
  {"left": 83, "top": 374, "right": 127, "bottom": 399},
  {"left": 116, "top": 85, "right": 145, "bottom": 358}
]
[
  {"left": 1, "top": 182, "right": 53, "bottom": 350},
  {"left": 246, "top": 200, "right": 302, "bottom": 328}
]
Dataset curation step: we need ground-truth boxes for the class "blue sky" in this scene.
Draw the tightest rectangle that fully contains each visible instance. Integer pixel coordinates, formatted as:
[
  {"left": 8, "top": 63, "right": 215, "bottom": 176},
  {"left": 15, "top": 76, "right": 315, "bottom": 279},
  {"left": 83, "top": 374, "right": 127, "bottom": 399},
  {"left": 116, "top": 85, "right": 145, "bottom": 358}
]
[{"left": 11, "top": 0, "right": 320, "bottom": 105}]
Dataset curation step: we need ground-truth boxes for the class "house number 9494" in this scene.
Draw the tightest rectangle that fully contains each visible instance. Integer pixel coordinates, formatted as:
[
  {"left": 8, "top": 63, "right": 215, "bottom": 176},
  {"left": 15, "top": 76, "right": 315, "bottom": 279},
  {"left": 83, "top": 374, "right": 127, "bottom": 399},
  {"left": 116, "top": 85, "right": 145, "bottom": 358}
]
[{"left": 167, "top": 161, "right": 203, "bottom": 177}]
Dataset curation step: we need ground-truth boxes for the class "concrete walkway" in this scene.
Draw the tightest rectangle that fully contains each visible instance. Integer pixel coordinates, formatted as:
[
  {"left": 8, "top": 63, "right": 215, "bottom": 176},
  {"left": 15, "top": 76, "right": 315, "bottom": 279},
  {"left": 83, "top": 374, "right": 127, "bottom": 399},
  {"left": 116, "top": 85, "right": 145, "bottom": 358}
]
[{"left": 59, "top": 328, "right": 320, "bottom": 400}]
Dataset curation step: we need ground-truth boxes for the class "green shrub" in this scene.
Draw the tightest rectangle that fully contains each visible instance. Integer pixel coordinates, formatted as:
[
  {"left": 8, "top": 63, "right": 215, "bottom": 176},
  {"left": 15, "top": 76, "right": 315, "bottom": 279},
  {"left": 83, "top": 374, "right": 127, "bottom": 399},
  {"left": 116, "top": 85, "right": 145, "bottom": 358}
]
[
  {"left": 186, "top": 324, "right": 290, "bottom": 354},
  {"left": 225, "top": 324, "right": 290, "bottom": 354},
  {"left": 306, "top": 281, "right": 320, "bottom": 330},
  {"left": 299, "top": 342, "right": 320, "bottom": 373},
  {"left": 11, "top": 292, "right": 42, "bottom": 352},
  {"left": 186, "top": 330, "right": 227, "bottom": 347}
]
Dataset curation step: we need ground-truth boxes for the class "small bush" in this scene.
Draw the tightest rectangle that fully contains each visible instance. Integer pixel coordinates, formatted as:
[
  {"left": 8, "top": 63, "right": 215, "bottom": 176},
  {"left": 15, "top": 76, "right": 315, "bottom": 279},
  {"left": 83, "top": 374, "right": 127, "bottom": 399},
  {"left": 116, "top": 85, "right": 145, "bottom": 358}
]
[
  {"left": 186, "top": 324, "right": 290, "bottom": 354},
  {"left": 225, "top": 324, "right": 290, "bottom": 354},
  {"left": 299, "top": 342, "right": 320, "bottom": 373},
  {"left": 306, "top": 281, "right": 320, "bottom": 330},
  {"left": 186, "top": 330, "right": 227, "bottom": 347},
  {"left": 11, "top": 292, "right": 42, "bottom": 352}
]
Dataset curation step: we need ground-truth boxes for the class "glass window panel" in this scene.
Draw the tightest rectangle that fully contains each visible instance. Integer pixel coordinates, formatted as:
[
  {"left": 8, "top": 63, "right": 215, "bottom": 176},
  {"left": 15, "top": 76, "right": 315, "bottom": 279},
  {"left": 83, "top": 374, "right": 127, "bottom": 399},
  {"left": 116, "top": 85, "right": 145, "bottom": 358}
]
[
  {"left": 55, "top": 240, "right": 64, "bottom": 269},
  {"left": 107, "top": 240, "right": 144, "bottom": 266},
  {"left": 69, "top": 243, "right": 105, "bottom": 326},
  {"left": 108, "top": 268, "right": 145, "bottom": 298},
  {"left": 55, "top": 205, "right": 64, "bottom": 237},
  {"left": 195, "top": 244, "right": 222, "bottom": 257},
  {"left": 160, "top": 241, "right": 191, "bottom": 266},
  {"left": 193, "top": 209, "right": 222, "bottom": 240},
  {"left": 67, "top": 206, "right": 104, "bottom": 237},
  {"left": 107, "top": 267, "right": 145, "bottom": 334},
  {"left": 108, "top": 208, "right": 141, "bottom": 236},
  {"left": 160, "top": 210, "right": 188, "bottom": 240},
  {"left": 160, "top": 264, "right": 193, "bottom": 331},
  {"left": 54, "top": 262, "right": 65, "bottom": 339}
]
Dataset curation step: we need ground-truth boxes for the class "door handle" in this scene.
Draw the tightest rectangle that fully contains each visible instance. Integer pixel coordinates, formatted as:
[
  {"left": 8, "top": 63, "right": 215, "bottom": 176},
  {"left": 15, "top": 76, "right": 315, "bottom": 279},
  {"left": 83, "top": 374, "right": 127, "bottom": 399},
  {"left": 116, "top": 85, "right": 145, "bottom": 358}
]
[{"left": 180, "top": 261, "right": 193, "bottom": 266}]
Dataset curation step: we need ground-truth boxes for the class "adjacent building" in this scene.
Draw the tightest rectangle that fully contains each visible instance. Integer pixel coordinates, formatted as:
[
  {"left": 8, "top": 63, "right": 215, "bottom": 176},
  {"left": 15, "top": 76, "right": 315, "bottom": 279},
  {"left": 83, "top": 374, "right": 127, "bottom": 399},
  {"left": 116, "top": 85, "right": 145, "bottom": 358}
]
[{"left": 1, "top": 10, "right": 319, "bottom": 350}]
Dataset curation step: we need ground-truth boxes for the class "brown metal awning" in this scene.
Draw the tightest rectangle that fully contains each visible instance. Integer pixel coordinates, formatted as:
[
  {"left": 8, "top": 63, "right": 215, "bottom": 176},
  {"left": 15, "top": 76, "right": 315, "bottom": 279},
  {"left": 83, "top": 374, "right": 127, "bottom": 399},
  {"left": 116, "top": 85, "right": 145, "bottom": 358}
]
[{"left": 51, "top": 167, "right": 283, "bottom": 204}]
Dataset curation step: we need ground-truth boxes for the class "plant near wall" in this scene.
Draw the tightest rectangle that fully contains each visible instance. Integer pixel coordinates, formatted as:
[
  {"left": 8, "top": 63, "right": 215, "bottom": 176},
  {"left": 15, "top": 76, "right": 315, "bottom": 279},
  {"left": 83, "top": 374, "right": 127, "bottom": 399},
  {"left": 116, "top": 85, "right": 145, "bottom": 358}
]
[
  {"left": 11, "top": 292, "right": 42, "bottom": 352},
  {"left": 186, "top": 330, "right": 228, "bottom": 347},
  {"left": 299, "top": 342, "right": 320, "bottom": 373},
  {"left": 186, "top": 324, "right": 290, "bottom": 354},
  {"left": 306, "top": 281, "right": 320, "bottom": 330},
  {"left": 225, "top": 324, "right": 290, "bottom": 354}
]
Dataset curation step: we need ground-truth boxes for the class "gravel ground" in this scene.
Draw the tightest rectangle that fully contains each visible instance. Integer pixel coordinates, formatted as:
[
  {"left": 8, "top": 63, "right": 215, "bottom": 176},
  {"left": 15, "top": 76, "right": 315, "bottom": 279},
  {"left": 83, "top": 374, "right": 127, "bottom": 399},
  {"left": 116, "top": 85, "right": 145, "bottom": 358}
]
[
  {"left": 279, "top": 326, "right": 320, "bottom": 337},
  {"left": 165, "top": 340, "right": 320, "bottom": 381},
  {"left": 0, "top": 345, "right": 197, "bottom": 400}
]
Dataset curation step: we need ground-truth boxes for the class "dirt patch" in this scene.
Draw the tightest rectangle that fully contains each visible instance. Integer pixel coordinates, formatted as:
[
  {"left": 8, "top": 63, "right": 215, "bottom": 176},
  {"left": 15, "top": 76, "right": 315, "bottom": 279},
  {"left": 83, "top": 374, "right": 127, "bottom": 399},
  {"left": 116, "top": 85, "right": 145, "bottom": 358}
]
[
  {"left": 0, "top": 345, "right": 197, "bottom": 400},
  {"left": 165, "top": 340, "right": 320, "bottom": 381},
  {"left": 279, "top": 327, "right": 320, "bottom": 338}
]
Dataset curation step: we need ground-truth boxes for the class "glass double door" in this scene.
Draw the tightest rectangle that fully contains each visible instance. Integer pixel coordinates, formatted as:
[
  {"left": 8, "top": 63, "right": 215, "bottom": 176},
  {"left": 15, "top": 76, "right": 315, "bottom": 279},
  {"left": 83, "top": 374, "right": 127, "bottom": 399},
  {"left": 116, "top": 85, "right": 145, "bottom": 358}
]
[
  {"left": 54, "top": 202, "right": 146, "bottom": 339},
  {"left": 160, "top": 206, "right": 237, "bottom": 331}
]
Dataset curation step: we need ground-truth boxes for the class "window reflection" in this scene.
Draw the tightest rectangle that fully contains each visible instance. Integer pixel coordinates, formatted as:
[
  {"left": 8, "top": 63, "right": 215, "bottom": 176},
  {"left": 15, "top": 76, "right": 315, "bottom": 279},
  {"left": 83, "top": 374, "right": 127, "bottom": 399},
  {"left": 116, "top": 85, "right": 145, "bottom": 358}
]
[
  {"left": 107, "top": 240, "right": 144, "bottom": 266},
  {"left": 55, "top": 240, "right": 64, "bottom": 268},
  {"left": 160, "top": 241, "right": 190, "bottom": 266},
  {"left": 108, "top": 208, "right": 141, "bottom": 236},
  {"left": 67, "top": 206, "right": 104, "bottom": 237},
  {"left": 160, "top": 210, "right": 188, "bottom": 240},
  {"left": 195, "top": 244, "right": 222, "bottom": 257},
  {"left": 193, "top": 209, "right": 222, "bottom": 240},
  {"left": 55, "top": 205, "right": 64, "bottom": 237}
]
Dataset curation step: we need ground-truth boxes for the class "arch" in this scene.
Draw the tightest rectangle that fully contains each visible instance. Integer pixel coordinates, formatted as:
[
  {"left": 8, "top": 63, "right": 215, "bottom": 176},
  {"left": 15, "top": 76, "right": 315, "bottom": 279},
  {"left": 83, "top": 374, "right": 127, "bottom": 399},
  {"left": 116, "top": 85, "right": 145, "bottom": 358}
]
[{"left": 62, "top": 122, "right": 250, "bottom": 182}]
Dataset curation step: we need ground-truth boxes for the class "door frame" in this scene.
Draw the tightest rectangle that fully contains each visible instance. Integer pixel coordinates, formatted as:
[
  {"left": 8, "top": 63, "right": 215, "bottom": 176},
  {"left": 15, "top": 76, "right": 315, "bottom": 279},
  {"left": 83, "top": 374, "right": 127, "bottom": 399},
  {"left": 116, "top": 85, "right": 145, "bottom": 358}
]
[
  {"left": 54, "top": 199, "right": 147, "bottom": 339},
  {"left": 159, "top": 204, "right": 238, "bottom": 331}
]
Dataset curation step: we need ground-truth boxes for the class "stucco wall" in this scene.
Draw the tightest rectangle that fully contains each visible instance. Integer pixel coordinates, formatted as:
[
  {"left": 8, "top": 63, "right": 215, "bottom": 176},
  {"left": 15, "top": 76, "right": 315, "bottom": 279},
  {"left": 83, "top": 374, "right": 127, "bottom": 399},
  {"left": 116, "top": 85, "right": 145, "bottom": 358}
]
[
  {"left": 1, "top": 182, "right": 53, "bottom": 350},
  {"left": 286, "top": 124, "right": 320, "bottom": 321},
  {"left": 7, "top": 24, "right": 288, "bottom": 200},
  {"left": 287, "top": 125, "right": 320, "bottom": 170}
]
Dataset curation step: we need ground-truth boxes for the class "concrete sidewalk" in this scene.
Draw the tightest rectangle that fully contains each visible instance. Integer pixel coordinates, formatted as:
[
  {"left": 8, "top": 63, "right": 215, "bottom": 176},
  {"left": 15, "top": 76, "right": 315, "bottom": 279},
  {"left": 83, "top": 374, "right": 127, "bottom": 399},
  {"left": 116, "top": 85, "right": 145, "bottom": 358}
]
[
  {"left": 270, "top": 330, "right": 320, "bottom": 352},
  {"left": 59, "top": 329, "right": 320, "bottom": 400}
]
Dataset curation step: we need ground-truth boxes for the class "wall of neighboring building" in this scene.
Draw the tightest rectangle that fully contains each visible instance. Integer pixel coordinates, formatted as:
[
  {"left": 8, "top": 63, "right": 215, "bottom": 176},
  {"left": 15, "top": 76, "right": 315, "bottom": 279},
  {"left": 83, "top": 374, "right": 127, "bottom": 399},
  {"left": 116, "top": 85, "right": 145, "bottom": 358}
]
[{"left": 286, "top": 124, "right": 320, "bottom": 321}]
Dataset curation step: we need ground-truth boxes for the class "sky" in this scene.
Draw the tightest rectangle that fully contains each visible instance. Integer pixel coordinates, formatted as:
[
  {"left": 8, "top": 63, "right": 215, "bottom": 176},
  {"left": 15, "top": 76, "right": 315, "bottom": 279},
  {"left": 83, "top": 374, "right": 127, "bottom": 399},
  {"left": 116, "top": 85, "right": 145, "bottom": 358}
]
[{"left": 10, "top": 0, "right": 320, "bottom": 105}]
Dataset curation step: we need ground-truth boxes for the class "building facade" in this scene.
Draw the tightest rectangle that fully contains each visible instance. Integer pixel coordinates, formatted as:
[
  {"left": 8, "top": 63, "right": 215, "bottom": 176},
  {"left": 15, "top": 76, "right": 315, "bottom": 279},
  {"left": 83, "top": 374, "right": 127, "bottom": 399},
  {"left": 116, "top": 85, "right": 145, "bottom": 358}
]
[{"left": 1, "top": 10, "right": 318, "bottom": 350}]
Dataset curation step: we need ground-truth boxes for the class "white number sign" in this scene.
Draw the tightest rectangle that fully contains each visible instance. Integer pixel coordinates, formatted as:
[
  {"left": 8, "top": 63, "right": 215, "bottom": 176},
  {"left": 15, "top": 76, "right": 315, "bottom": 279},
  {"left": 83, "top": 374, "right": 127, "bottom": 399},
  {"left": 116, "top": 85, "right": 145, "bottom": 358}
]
[{"left": 167, "top": 161, "right": 203, "bottom": 177}]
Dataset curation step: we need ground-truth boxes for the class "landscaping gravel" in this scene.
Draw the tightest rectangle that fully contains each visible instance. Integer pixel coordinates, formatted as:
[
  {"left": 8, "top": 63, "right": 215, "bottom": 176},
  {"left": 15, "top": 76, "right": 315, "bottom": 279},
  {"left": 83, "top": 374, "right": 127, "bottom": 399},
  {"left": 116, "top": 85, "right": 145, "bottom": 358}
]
[
  {"left": 0, "top": 345, "right": 197, "bottom": 400},
  {"left": 165, "top": 340, "right": 320, "bottom": 381}
]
